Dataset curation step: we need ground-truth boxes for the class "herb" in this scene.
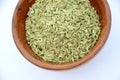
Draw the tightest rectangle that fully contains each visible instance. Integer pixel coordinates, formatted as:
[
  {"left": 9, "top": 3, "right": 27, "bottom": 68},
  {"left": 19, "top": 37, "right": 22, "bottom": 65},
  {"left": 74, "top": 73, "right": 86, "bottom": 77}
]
[{"left": 25, "top": 0, "right": 100, "bottom": 64}]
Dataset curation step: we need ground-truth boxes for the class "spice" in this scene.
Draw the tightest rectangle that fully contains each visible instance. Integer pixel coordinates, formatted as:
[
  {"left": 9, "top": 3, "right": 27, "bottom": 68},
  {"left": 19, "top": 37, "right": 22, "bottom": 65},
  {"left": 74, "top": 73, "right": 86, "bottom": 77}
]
[{"left": 25, "top": 0, "right": 101, "bottom": 64}]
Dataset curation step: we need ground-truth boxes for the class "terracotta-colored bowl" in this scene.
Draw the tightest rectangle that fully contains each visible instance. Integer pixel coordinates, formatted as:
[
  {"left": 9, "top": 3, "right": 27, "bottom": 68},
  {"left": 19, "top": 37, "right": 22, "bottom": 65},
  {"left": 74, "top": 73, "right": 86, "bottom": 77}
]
[{"left": 12, "top": 0, "right": 111, "bottom": 70}]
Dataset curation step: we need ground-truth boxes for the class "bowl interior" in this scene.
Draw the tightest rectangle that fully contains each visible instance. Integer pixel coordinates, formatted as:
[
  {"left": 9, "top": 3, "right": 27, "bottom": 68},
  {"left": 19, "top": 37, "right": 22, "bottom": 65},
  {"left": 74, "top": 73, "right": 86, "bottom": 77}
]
[{"left": 12, "top": 0, "right": 111, "bottom": 70}]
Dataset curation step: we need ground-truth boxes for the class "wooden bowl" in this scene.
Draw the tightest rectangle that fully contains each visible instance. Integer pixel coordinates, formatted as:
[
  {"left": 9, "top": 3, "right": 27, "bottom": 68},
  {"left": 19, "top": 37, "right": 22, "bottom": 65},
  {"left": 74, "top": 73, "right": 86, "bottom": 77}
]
[{"left": 12, "top": 0, "right": 111, "bottom": 70}]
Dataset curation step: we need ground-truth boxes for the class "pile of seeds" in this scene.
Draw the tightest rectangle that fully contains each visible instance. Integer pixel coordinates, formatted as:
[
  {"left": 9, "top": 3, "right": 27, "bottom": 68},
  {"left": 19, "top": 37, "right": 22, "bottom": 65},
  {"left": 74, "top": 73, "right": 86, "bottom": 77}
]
[{"left": 25, "top": 0, "right": 100, "bottom": 64}]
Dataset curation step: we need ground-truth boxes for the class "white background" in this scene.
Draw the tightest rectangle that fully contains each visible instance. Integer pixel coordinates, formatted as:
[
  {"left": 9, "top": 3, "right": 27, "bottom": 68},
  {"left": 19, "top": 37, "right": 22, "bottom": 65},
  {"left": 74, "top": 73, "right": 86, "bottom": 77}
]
[{"left": 0, "top": 0, "right": 120, "bottom": 80}]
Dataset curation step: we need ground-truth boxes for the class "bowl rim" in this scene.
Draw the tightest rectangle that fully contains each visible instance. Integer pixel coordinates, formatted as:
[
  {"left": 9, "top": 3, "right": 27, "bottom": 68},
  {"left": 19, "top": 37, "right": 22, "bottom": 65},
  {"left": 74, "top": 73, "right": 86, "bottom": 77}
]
[{"left": 12, "top": 0, "right": 111, "bottom": 70}]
